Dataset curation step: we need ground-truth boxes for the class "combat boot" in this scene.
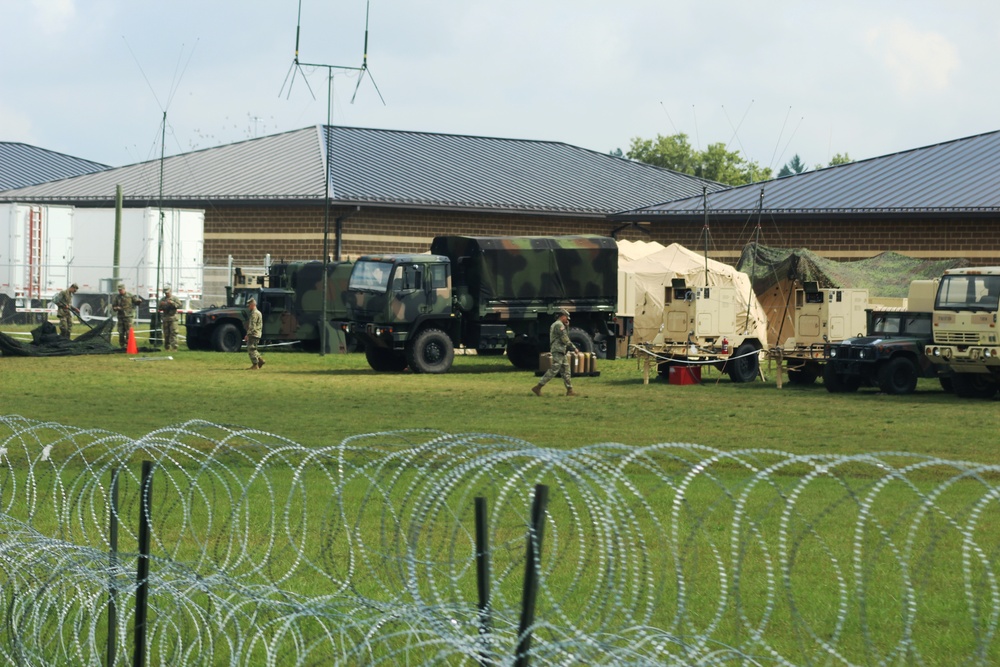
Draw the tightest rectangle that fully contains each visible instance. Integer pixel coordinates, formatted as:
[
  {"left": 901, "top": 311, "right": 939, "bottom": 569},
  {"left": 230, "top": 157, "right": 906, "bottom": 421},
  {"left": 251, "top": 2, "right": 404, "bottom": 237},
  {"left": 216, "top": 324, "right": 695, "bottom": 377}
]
[
  {"left": 531, "top": 384, "right": 542, "bottom": 396},
  {"left": 249, "top": 363, "right": 258, "bottom": 370},
  {"left": 257, "top": 358, "right": 266, "bottom": 369},
  {"left": 566, "top": 389, "right": 578, "bottom": 397}
]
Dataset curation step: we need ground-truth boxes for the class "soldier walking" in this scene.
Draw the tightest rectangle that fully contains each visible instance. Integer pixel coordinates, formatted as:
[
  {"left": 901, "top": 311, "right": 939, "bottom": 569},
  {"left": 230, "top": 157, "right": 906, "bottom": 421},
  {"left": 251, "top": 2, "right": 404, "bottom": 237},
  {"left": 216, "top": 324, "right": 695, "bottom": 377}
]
[
  {"left": 531, "top": 309, "right": 578, "bottom": 396},
  {"left": 157, "top": 286, "right": 182, "bottom": 351},
  {"left": 111, "top": 283, "right": 143, "bottom": 349},
  {"left": 244, "top": 297, "right": 265, "bottom": 369},
  {"left": 53, "top": 283, "right": 79, "bottom": 339}
]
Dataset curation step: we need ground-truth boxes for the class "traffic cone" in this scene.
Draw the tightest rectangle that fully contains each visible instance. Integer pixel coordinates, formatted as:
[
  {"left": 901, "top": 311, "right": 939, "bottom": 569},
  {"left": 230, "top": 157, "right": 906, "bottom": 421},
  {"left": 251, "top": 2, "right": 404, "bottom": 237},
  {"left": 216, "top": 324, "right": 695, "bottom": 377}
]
[{"left": 126, "top": 327, "right": 138, "bottom": 355}]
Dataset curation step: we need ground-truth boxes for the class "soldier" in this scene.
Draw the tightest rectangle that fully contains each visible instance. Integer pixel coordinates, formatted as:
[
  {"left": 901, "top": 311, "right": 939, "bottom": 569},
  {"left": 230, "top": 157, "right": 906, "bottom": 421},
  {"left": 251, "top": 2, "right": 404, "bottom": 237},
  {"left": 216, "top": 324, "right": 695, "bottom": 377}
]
[
  {"left": 111, "top": 283, "right": 143, "bottom": 349},
  {"left": 244, "top": 297, "right": 265, "bottom": 370},
  {"left": 531, "top": 308, "right": 578, "bottom": 396},
  {"left": 53, "top": 283, "right": 80, "bottom": 339},
  {"left": 157, "top": 286, "right": 182, "bottom": 351}
]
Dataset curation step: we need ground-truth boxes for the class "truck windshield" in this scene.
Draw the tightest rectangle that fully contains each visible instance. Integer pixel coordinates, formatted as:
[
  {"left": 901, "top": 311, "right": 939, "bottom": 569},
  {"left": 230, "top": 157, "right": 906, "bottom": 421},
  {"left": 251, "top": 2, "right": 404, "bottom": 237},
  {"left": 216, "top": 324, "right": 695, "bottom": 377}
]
[
  {"left": 936, "top": 274, "right": 1000, "bottom": 311},
  {"left": 349, "top": 261, "right": 394, "bottom": 292}
]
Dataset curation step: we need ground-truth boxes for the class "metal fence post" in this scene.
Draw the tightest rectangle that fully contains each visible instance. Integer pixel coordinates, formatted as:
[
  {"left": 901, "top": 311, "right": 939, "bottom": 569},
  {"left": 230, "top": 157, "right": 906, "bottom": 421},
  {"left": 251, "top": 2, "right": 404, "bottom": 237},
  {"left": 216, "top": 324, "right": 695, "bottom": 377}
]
[{"left": 514, "top": 484, "right": 549, "bottom": 667}]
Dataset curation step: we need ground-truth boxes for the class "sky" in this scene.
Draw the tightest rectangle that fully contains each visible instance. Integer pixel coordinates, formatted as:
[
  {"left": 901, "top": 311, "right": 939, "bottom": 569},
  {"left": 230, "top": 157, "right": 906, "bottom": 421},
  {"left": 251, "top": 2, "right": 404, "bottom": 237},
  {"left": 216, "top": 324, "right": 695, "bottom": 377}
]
[{"left": 3, "top": 0, "right": 1000, "bottom": 173}]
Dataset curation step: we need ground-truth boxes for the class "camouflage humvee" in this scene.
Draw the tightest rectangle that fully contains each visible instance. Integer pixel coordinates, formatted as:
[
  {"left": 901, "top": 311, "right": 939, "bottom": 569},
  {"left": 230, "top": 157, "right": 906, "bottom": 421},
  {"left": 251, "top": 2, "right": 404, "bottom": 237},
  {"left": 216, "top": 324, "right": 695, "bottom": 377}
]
[
  {"left": 347, "top": 235, "right": 618, "bottom": 373},
  {"left": 186, "top": 261, "right": 357, "bottom": 353}
]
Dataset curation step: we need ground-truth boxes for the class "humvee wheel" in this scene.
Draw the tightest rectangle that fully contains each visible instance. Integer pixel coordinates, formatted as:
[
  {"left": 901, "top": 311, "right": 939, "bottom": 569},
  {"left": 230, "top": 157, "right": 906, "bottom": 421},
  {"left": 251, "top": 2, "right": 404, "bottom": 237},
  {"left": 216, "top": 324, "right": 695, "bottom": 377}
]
[
  {"left": 407, "top": 328, "right": 454, "bottom": 374},
  {"left": 952, "top": 373, "right": 999, "bottom": 399},
  {"left": 822, "top": 363, "right": 860, "bottom": 393},
  {"left": 727, "top": 343, "right": 759, "bottom": 383},
  {"left": 365, "top": 346, "right": 408, "bottom": 372},
  {"left": 212, "top": 323, "right": 242, "bottom": 352},
  {"left": 507, "top": 342, "right": 540, "bottom": 370},
  {"left": 877, "top": 357, "right": 919, "bottom": 395},
  {"left": 787, "top": 364, "right": 819, "bottom": 385}
]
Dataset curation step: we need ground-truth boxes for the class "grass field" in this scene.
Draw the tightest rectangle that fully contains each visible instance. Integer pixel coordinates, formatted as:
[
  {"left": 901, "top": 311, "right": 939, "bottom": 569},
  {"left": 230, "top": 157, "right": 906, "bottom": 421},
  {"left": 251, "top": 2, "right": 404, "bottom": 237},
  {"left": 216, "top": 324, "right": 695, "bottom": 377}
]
[{"left": 1, "top": 339, "right": 999, "bottom": 663}]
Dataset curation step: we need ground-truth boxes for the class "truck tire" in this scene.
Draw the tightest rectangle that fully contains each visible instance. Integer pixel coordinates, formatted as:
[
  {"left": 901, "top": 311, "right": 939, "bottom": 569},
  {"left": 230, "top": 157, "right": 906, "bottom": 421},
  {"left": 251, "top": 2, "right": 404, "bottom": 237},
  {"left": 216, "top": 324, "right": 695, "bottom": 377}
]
[
  {"left": 951, "top": 373, "right": 999, "bottom": 399},
  {"left": 567, "top": 327, "right": 594, "bottom": 355},
  {"left": 507, "top": 342, "right": 540, "bottom": 370},
  {"left": 877, "top": 357, "right": 919, "bottom": 395},
  {"left": 407, "top": 328, "right": 454, "bottom": 374},
  {"left": 727, "top": 343, "right": 759, "bottom": 383},
  {"left": 212, "top": 323, "right": 243, "bottom": 353},
  {"left": 365, "top": 346, "right": 408, "bottom": 372},
  {"left": 823, "top": 363, "right": 860, "bottom": 393}
]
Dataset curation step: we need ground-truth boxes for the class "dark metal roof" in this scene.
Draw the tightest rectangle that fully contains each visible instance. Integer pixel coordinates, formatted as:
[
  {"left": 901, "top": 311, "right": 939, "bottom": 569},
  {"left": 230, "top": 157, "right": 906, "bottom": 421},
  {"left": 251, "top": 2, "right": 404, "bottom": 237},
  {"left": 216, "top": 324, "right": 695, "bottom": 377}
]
[
  {"left": 0, "top": 126, "right": 720, "bottom": 216},
  {"left": 0, "top": 142, "right": 108, "bottom": 191},
  {"left": 612, "top": 129, "right": 1000, "bottom": 220}
]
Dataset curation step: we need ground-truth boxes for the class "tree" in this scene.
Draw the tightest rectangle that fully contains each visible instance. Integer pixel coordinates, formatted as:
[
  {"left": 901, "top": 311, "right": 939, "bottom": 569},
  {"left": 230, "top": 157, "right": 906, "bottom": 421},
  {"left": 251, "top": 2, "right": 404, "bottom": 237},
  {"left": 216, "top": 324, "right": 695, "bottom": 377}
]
[
  {"left": 778, "top": 154, "right": 807, "bottom": 178},
  {"left": 625, "top": 132, "right": 772, "bottom": 186},
  {"left": 608, "top": 147, "right": 624, "bottom": 158},
  {"left": 815, "top": 153, "right": 853, "bottom": 170}
]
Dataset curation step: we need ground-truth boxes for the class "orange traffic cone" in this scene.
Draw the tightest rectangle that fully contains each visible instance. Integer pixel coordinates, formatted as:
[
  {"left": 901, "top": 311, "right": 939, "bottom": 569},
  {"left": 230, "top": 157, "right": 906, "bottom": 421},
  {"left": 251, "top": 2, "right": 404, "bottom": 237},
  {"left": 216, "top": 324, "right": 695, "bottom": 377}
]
[{"left": 126, "top": 327, "right": 138, "bottom": 355}]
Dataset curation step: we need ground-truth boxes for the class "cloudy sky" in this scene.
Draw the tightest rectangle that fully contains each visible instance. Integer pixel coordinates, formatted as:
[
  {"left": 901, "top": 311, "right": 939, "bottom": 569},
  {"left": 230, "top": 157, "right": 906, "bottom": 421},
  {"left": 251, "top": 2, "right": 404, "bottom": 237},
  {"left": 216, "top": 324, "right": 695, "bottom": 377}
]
[{"left": 3, "top": 0, "right": 999, "bottom": 173}]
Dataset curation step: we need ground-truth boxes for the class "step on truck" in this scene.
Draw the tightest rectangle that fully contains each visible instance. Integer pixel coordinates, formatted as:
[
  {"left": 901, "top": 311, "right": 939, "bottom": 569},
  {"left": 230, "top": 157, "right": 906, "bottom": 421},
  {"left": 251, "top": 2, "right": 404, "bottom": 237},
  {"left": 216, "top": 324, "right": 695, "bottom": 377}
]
[
  {"left": 925, "top": 267, "right": 1000, "bottom": 399},
  {"left": 637, "top": 277, "right": 766, "bottom": 383},
  {"left": 769, "top": 282, "right": 869, "bottom": 387},
  {"left": 185, "top": 260, "right": 357, "bottom": 353},
  {"left": 823, "top": 280, "right": 946, "bottom": 395},
  {"left": 346, "top": 235, "right": 618, "bottom": 374}
]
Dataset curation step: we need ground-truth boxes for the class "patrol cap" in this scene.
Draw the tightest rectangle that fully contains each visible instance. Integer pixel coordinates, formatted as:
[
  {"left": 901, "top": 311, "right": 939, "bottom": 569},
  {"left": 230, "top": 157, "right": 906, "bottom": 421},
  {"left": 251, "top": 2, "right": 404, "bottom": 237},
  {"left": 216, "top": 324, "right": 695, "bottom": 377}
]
[
  {"left": 164, "top": 286, "right": 172, "bottom": 293},
  {"left": 117, "top": 283, "right": 125, "bottom": 290},
  {"left": 70, "top": 283, "right": 78, "bottom": 289},
  {"left": 247, "top": 297, "right": 257, "bottom": 305},
  {"left": 558, "top": 308, "right": 571, "bottom": 318}
]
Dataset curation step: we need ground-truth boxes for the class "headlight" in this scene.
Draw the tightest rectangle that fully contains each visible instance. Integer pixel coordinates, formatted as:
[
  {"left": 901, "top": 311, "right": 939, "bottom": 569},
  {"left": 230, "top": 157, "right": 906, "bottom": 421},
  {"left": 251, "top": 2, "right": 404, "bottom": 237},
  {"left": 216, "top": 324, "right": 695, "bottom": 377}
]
[
  {"left": 829, "top": 348, "right": 838, "bottom": 358},
  {"left": 858, "top": 349, "right": 867, "bottom": 359}
]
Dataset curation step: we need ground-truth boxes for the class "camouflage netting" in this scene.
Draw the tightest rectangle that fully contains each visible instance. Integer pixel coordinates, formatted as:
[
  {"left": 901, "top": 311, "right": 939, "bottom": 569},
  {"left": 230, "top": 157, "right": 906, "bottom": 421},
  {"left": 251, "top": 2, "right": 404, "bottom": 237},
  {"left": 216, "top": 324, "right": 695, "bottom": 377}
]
[
  {"left": 736, "top": 243, "right": 971, "bottom": 346},
  {"left": 0, "top": 318, "right": 118, "bottom": 357}
]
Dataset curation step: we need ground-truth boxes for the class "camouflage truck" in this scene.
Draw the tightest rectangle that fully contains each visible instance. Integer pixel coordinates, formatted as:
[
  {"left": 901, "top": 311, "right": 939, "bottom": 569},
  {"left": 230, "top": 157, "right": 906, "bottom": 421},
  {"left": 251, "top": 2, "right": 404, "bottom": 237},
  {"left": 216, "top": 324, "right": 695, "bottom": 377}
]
[
  {"left": 346, "top": 235, "right": 618, "bottom": 374},
  {"left": 185, "top": 260, "right": 357, "bottom": 353},
  {"left": 823, "top": 280, "right": 945, "bottom": 395},
  {"left": 770, "top": 282, "right": 869, "bottom": 385},
  {"left": 925, "top": 267, "right": 1000, "bottom": 399}
]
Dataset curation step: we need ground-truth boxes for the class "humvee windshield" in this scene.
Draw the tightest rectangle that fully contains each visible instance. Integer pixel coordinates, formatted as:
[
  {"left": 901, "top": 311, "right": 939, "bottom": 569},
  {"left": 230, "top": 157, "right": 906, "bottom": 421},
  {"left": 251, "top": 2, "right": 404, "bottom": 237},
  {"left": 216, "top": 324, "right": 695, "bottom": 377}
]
[
  {"left": 349, "top": 260, "right": 394, "bottom": 292},
  {"left": 231, "top": 289, "right": 260, "bottom": 306}
]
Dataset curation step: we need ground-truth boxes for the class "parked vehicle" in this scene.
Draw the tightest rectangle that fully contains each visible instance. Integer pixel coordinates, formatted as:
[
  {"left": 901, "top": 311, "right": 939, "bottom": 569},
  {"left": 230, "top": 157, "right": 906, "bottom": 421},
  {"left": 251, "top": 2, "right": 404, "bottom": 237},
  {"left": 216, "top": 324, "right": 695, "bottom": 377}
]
[
  {"left": 185, "top": 260, "right": 356, "bottom": 353},
  {"left": 0, "top": 203, "right": 73, "bottom": 321},
  {"left": 925, "top": 267, "right": 1000, "bottom": 398},
  {"left": 346, "top": 235, "right": 618, "bottom": 373}
]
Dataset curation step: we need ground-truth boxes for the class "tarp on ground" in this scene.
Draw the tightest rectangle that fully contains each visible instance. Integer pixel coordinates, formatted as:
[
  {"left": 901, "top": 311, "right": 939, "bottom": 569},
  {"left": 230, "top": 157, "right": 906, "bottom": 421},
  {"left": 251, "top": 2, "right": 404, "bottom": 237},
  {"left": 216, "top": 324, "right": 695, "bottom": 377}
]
[
  {"left": 736, "top": 243, "right": 971, "bottom": 347},
  {"left": 0, "top": 319, "right": 118, "bottom": 356},
  {"left": 618, "top": 241, "right": 769, "bottom": 345}
]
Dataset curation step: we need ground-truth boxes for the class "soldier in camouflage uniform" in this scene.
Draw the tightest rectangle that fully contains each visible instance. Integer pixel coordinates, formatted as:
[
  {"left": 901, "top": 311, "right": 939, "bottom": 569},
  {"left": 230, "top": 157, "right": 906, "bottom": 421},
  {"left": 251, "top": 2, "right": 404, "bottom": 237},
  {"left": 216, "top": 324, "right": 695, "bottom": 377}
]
[
  {"left": 244, "top": 297, "right": 265, "bottom": 369},
  {"left": 532, "top": 309, "right": 578, "bottom": 396},
  {"left": 157, "top": 287, "right": 182, "bottom": 351},
  {"left": 111, "top": 283, "right": 143, "bottom": 349},
  {"left": 53, "top": 283, "right": 79, "bottom": 339}
]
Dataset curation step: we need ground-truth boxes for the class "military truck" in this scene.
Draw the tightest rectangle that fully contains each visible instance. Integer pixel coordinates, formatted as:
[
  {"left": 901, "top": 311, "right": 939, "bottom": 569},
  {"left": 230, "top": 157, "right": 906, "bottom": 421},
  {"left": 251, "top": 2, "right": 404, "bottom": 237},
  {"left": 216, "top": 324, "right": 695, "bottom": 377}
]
[
  {"left": 185, "top": 260, "right": 356, "bottom": 353},
  {"left": 639, "top": 277, "right": 766, "bottom": 383},
  {"left": 823, "top": 280, "right": 943, "bottom": 395},
  {"left": 925, "top": 267, "right": 1000, "bottom": 399},
  {"left": 770, "top": 283, "right": 869, "bottom": 386},
  {"left": 346, "top": 235, "right": 618, "bottom": 374}
]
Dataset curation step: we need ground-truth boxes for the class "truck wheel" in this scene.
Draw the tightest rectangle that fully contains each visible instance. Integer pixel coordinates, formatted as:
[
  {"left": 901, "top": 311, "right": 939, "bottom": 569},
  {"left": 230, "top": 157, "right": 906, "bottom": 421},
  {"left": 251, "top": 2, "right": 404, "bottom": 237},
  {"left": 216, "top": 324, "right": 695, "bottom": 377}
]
[
  {"left": 507, "top": 342, "right": 540, "bottom": 370},
  {"left": 365, "top": 346, "right": 408, "bottom": 372},
  {"left": 787, "top": 363, "right": 819, "bottom": 385},
  {"left": 567, "top": 327, "right": 594, "bottom": 355},
  {"left": 822, "top": 363, "right": 860, "bottom": 393},
  {"left": 407, "top": 328, "right": 455, "bottom": 374},
  {"left": 951, "top": 373, "right": 999, "bottom": 399},
  {"left": 877, "top": 357, "right": 919, "bottom": 395},
  {"left": 212, "top": 323, "right": 242, "bottom": 353},
  {"left": 727, "top": 343, "right": 759, "bottom": 383}
]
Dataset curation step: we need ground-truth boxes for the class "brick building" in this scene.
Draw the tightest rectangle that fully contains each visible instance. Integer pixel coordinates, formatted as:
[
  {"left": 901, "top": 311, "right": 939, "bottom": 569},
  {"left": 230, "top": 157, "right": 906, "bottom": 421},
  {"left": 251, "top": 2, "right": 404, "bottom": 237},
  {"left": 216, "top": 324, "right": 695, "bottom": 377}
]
[
  {"left": 611, "top": 130, "right": 1000, "bottom": 265},
  {"left": 0, "top": 125, "right": 719, "bottom": 266}
]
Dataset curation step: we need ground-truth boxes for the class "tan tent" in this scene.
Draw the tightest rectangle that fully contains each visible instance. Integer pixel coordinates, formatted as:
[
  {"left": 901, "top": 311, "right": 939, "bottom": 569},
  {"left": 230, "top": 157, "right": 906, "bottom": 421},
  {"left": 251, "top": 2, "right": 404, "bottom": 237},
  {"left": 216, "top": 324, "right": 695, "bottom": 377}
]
[{"left": 618, "top": 242, "right": 769, "bottom": 345}]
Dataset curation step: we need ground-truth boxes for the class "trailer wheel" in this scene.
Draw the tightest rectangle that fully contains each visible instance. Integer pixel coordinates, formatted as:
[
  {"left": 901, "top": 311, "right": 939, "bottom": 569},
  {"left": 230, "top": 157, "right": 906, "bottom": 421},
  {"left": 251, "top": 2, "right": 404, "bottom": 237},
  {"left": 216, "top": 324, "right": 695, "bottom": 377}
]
[
  {"left": 727, "top": 343, "right": 759, "bottom": 383},
  {"left": 365, "top": 346, "right": 408, "bottom": 372},
  {"left": 877, "top": 357, "right": 919, "bottom": 395},
  {"left": 952, "top": 373, "right": 999, "bottom": 399},
  {"left": 212, "top": 323, "right": 242, "bottom": 353},
  {"left": 507, "top": 342, "right": 540, "bottom": 370},
  {"left": 823, "top": 363, "right": 860, "bottom": 393},
  {"left": 407, "top": 328, "right": 454, "bottom": 374},
  {"left": 567, "top": 327, "right": 594, "bottom": 355}
]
